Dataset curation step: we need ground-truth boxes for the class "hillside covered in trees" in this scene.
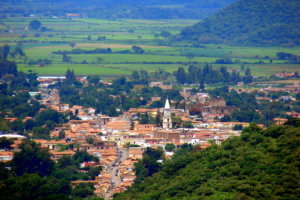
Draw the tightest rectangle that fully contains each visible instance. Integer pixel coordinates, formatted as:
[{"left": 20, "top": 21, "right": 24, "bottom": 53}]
[
  {"left": 177, "top": 0, "right": 300, "bottom": 46},
  {"left": 0, "top": 0, "right": 236, "bottom": 19},
  {"left": 114, "top": 120, "right": 300, "bottom": 199}
]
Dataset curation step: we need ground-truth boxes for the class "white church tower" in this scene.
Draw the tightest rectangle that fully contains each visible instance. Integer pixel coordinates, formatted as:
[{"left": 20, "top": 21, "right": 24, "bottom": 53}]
[{"left": 162, "top": 98, "right": 172, "bottom": 129}]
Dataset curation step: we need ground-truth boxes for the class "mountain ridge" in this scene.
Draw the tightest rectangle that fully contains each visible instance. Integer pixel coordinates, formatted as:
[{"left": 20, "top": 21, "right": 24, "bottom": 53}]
[
  {"left": 0, "top": 0, "right": 236, "bottom": 19},
  {"left": 177, "top": 0, "right": 300, "bottom": 46}
]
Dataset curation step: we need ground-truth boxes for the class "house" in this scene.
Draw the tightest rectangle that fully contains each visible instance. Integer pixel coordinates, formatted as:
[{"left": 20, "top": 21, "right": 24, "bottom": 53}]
[
  {"left": 106, "top": 119, "right": 131, "bottom": 132},
  {"left": 202, "top": 97, "right": 235, "bottom": 119},
  {"left": 50, "top": 150, "right": 75, "bottom": 160},
  {"left": 0, "top": 151, "right": 13, "bottom": 162},
  {"left": 128, "top": 147, "right": 145, "bottom": 159},
  {"left": 273, "top": 118, "right": 288, "bottom": 125},
  {"left": 34, "top": 139, "right": 68, "bottom": 151},
  {"left": 153, "top": 129, "right": 181, "bottom": 144},
  {"left": 149, "top": 82, "right": 172, "bottom": 90},
  {"left": 134, "top": 124, "right": 155, "bottom": 132}
]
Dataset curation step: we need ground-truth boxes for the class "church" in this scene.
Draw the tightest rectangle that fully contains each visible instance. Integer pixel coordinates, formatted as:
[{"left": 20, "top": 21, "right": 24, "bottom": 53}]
[{"left": 162, "top": 98, "right": 172, "bottom": 130}]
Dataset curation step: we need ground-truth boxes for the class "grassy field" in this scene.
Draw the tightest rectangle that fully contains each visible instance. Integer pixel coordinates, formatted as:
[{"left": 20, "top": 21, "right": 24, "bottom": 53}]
[{"left": 0, "top": 17, "right": 299, "bottom": 76}]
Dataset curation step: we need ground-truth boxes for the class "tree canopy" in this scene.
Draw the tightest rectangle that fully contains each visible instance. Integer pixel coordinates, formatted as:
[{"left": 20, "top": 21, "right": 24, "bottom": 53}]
[
  {"left": 114, "top": 119, "right": 300, "bottom": 199},
  {"left": 178, "top": 0, "right": 300, "bottom": 46}
]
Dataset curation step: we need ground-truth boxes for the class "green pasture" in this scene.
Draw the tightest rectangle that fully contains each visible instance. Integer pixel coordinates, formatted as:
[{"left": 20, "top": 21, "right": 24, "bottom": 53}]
[
  {"left": 18, "top": 63, "right": 131, "bottom": 75},
  {"left": 1, "top": 17, "right": 300, "bottom": 77},
  {"left": 17, "top": 62, "right": 300, "bottom": 77}
]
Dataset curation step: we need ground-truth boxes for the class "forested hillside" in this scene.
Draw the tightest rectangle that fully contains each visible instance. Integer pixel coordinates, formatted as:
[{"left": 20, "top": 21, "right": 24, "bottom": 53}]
[
  {"left": 0, "top": 0, "right": 235, "bottom": 19},
  {"left": 114, "top": 120, "right": 300, "bottom": 200},
  {"left": 178, "top": 0, "right": 300, "bottom": 46}
]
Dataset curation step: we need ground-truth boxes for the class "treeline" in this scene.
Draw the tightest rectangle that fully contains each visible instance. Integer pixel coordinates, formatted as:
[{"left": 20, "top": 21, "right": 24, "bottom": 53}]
[
  {"left": 1, "top": 0, "right": 234, "bottom": 19},
  {"left": 174, "top": 64, "right": 252, "bottom": 85},
  {"left": 53, "top": 48, "right": 112, "bottom": 55},
  {"left": 277, "top": 52, "right": 300, "bottom": 64},
  {"left": 114, "top": 120, "right": 300, "bottom": 199},
  {"left": 53, "top": 46, "right": 145, "bottom": 56},
  {"left": 178, "top": 0, "right": 300, "bottom": 46}
]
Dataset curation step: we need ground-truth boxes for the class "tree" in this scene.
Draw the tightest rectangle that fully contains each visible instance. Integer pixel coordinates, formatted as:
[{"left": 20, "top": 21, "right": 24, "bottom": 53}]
[
  {"left": 131, "top": 71, "right": 140, "bottom": 83},
  {"left": 183, "top": 121, "right": 193, "bottom": 128},
  {"left": 96, "top": 57, "right": 104, "bottom": 64},
  {"left": 186, "top": 54, "right": 195, "bottom": 63},
  {"left": 132, "top": 46, "right": 144, "bottom": 54},
  {"left": 160, "top": 30, "right": 171, "bottom": 39},
  {"left": 165, "top": 143, "right": 176, "bottom": 152},
  {"left": 134, "top": 160, "right": 149, "bottom": 182},
  {"left": 62, "top": 53, "right": 72, "bottom": 63},
  {"left": 11, "top": 140, "right": 54, "bottom": 176},
  {"left": 175, "top": 67, "right": 186, "bottom": 84},
  {"left": 69, "top": 42, "right": 76, "bottom": 48},
  {"left": 59, "top": 130, "right": 65, "bottom": 139},
  {"left": 233, "top": 124, "right": 243, "bottom": 130},
  {"left": 0, "top": 173, "right": 71, "bottom": 200},
  {"left": 245, "top": 67, "right": 252, "bottom": 76},
  {"left": 0, "top": 137, "right": 13, "bottom": 150},
  {"left": 199, "top": 79, "right": 205, "bottom": 90},
  {"left": 72, "top": 183, "right": 95, "bottom": 198},
  {"left": 86, "top": 137, "right": 94, "bottom": 145},
  {"left": 0, "top": 44, "right": 10, "bottom": 60},
  {"left": 29, "top": 20, "right": 42, "bottom": 30},
  {"left": 14, "top": 46, "right": 25, "bottom": 57},
  {"left": 87, "top": 75, "right": 100, "bottom": 85},
  {"left": 284, "top": 118, "right": 300, "bottom": 127},
  {"left": 155, "top": 112, "right": 162, "bottom": 127},
  {"left": 72, "top": 150, "right": 99, "bottom": 166},
  {"left": 139, "top": 113, "right": 150, "bottom": 124},
  {"left": 243, "top": 67, "right": 253, "bottom": 84},
  {"left": 57, "top": 155, "right": 74, "bottom": 168},
  {"left": 241, "top": 64, "right": 245, "bottom": 71},
  {"left": 88, "top": 166, "right": 102, "bottom": 179},
  {"left": 65, "top": 69, "right": 76, "bottom": 80}
]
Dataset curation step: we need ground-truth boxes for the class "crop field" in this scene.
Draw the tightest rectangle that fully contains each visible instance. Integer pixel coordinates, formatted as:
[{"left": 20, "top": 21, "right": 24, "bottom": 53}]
[{"left": 0, "top": 17, "right": 299, "bottom": 76}]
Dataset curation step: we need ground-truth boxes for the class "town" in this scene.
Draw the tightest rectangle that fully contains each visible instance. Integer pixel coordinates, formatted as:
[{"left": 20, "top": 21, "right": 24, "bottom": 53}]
[{"left": 1, "top": 72, "right": 299, "bottom": 199}]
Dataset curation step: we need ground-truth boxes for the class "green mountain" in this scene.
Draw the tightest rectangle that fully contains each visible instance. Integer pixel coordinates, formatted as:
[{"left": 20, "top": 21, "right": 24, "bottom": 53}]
[
  {"left": 0, "top": 0, "right": 236, "bottom": 19},
  {"left": 114, "top": 120, "right": 300, "bottom": 200},
  {"left": 177, "top": 0, "right": 300, "bottom": 46}
]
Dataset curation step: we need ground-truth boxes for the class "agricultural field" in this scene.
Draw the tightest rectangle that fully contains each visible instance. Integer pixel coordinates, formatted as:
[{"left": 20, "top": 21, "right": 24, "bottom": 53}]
[{"left": 1, "top": 17, "right": 299, "bottom": 76}]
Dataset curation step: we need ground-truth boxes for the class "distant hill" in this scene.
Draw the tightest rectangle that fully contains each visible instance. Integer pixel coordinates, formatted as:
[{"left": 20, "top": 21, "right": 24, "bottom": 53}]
[
  {"left": 0, "top": 0, "right": 236, "bottom": 19},
  {"left": 177, "top": 0, "right": 300, "bottom": 46},
  {"left": 114, "top": 121, "right": 300, "bottom": 200}
]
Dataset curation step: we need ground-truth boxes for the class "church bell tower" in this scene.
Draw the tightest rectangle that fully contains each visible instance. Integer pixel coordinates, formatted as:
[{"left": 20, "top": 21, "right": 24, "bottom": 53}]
[{"left": 162, "top": 98, "right": 172, "bottom": 130}]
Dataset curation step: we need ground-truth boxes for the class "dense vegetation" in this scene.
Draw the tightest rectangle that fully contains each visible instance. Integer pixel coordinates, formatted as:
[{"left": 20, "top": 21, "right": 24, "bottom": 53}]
[
  {"left": 58, "top": 69, "right": 183, "bottom": 116},
  {"left": 174, "top": 64, "right": 252, "bottom": 85},
  {"left": 0, "top": 50, "right": 73, "bottom": 137},
  {"left": 178, "top": 0, "right": 300, "bottom": 46},
  {"left": 208, "top": 86, "right": 297, "bottom": 125},
  {"left": 114, "top": 120, "right": 300, "bottom": 199},
  {"left": 0, "top": 0, "right": 235, "bottom": 19},
  {"left": 0, "top": 140, "right": 102, "bottom": 200}
]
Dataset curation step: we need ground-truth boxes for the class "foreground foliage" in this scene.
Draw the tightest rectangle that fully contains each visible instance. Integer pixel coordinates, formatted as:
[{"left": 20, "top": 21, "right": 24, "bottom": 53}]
[
  {"left": 114, "top": 120, "right": 300, "bottom": 200},
  {"left": 0, "top": 140, "right": 101, "bottom": 200}
]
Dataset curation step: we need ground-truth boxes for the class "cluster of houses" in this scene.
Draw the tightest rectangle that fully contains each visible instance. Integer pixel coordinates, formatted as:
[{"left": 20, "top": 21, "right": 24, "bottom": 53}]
[{"left": 1, "top": 77, "right": 300, "bottom": 199}]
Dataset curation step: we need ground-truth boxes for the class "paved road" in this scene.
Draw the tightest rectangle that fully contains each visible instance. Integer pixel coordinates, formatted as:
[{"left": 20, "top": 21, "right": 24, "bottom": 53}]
[{"left": 104, "top": 148, "right": 128, "bottom": 199}]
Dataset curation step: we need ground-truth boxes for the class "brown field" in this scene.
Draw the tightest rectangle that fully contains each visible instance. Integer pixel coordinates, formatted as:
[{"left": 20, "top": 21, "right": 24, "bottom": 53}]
[{"left": 254, "top": 80, "right": 300, "bottom": 84}]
